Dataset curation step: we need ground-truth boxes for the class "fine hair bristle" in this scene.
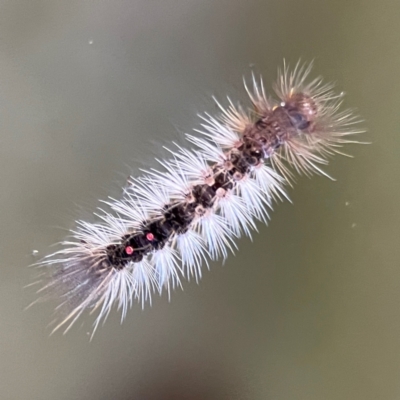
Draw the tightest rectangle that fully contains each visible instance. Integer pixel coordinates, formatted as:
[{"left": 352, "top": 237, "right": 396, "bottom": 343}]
[{"left": 30, "top": 61, "right": 363, "bottom": 337}]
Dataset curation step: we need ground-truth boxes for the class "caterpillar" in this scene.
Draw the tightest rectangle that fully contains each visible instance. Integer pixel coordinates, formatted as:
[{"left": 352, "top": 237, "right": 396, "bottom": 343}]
[{"left": 32, "top": 61, "right": 362, "bottom": 336}]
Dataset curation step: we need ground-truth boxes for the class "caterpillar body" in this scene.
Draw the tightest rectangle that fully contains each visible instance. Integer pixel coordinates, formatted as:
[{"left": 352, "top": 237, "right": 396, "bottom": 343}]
[{"left": 33, "top": 62, "right": 362, "bottom": 335}]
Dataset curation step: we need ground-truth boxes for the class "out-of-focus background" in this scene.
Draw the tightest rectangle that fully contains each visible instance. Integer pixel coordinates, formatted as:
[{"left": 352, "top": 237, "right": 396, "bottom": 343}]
[{"left": 0, "top": 1, "right": 398, "bottom": 399}]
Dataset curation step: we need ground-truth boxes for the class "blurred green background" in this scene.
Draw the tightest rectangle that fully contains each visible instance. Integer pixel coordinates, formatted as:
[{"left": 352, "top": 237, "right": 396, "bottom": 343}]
[{"left": 0, "top": 0, "right": 398, "bottom": 399}]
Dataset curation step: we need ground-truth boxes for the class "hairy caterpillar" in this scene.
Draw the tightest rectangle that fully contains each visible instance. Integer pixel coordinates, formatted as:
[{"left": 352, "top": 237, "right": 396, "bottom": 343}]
[{"left": 32, "top": 61, "right": 362, "bottom": 336}]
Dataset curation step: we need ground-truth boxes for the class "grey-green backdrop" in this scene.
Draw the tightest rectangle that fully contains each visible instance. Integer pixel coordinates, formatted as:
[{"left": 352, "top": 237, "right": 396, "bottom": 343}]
[{"left": 1, "top": 0, "right": 398, "bottom": 399}]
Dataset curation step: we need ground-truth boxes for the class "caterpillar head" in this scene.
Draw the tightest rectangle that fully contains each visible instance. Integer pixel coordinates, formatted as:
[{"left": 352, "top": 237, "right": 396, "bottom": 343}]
[{"left": 284, "top": 92, "right": 318, "bottom": 131}]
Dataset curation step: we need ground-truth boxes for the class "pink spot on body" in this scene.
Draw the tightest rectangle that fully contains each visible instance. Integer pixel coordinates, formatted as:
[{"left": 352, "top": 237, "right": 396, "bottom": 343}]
[
  {"left": 146, "top": 233, "right": 155, "bottom": 241},
  {"left": 125, "top": 246, "right": 134, "bottom": 255}
]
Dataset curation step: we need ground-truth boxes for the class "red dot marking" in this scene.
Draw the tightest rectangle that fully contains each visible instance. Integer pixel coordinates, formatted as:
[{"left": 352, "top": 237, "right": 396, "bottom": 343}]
[
  {"left": 146, "top": 233, "right": 155, "bottom": 241},
  {"left": 125, "top": 246, "right": 134, "bottom": 255}
]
